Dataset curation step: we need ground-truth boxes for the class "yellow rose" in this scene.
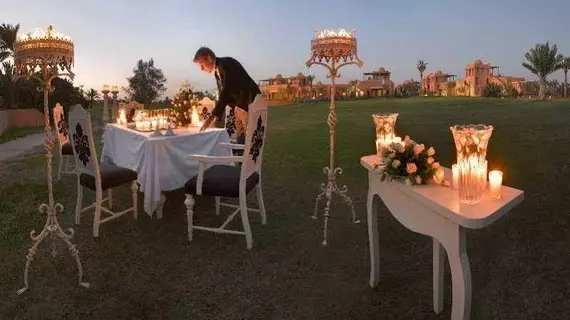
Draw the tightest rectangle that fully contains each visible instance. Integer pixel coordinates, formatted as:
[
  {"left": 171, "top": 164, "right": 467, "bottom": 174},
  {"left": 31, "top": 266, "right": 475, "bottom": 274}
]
[
  {"left": 392, "top": 159, "right": 401, "bottom": 168},
  {"left": 432, "top": 162, "right": 440, "bottom": 169},
  {"left": 433, "top": 168, "right": 444, "bottom": 184},
  {"left": 427, "top": 147, "right": 435, "bottom": 156},
  {"left": 413, "top": 144, "right": 425, "bottom": 155},
  {"left": 427, "top": 157, "right": 434, "bottom": 165},
  {"left": 406, "top": 162, "right": 418, "bottom": 174}
]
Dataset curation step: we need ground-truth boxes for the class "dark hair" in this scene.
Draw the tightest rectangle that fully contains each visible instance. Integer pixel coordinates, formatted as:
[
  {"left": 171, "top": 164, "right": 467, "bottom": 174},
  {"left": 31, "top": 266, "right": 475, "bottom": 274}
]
[{"left": 193, "top": 47, "right": 216, "bottom": 62}]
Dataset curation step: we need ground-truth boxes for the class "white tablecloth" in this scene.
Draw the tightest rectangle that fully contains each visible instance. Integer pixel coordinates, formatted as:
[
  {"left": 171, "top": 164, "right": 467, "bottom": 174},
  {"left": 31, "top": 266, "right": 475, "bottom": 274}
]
[{"left": 101, "top": 124, "right": 231, "bottom": 216}]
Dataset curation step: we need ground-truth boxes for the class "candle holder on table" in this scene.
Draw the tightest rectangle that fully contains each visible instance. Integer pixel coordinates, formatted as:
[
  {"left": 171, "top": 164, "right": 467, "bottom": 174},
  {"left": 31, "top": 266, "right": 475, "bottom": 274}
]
[
  {"left": 305, "top": 28, "right": 364, "bottom": 246},
  {"left": 373, "top": 113, "right": 399, "bottom": 156}
]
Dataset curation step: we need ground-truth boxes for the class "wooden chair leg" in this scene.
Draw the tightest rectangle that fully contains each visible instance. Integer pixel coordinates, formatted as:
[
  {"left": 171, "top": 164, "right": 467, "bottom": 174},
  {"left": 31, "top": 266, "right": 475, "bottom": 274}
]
[
  {"left": 239, "top": 191, "right": 253, "bottom": 249},
  {"left": 131, "top": 181, "right": 138, "bottom": 220},
  {"left": 256, "top": 183, "right": 267, "bottom": 225},
  {"left": 108, "top": 189, "right": 113, "bottom": 209},
  {"left": 215, "top": 197, "right": 221, "bottom": 215},
  {"left": 75, "top": 176, "right": 83, "bottom": 225},
  {"left": 93, "top": 189, "right": 103, "bottom": 237},
  {"left": 184, "top": 194, "right": 195, "bottom": 242}
]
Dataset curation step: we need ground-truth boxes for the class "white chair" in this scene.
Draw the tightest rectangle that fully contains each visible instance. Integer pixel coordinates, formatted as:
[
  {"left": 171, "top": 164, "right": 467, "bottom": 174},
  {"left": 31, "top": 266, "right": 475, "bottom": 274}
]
[
  {"left": 53, "top": 103, "right": 76, "bottom": 180},
  {"left": 225, "top": 106, "right": 238, "bottom": 143},
  {"left": 68, "top": 104, "right": 139, "bottom": 237},
  {"left": 184, "top": 95, "right": 268, "bottom": 249}
]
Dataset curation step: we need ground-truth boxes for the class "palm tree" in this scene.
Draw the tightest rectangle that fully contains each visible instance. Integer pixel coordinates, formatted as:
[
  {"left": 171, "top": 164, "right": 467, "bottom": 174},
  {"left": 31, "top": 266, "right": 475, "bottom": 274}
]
[
  {"left": 522, "top": 42, "right": 563, "bottom": 100},
  {"left": 86, "top": 88, "right": 100, "bottom": 108},
  {"left": 416, "top": 60, "right": 428, "bottom": 96},
  {"left": 0, "top": 23, "right": 20, "bottom": 62},
  {"left": 561, "top": 57, "right": 570, "bottom": 98}
]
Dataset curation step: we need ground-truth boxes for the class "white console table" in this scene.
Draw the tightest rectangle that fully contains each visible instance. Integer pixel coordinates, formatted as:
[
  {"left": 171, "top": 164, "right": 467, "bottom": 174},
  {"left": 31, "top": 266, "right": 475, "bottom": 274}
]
[{"left": 361, "top": 155, "right": 524, "bottom": 320}]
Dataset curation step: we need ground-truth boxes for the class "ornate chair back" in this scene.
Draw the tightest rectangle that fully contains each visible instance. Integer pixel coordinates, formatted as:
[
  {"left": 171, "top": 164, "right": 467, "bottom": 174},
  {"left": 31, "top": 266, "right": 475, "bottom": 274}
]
[
  {"left": 118, "top": 101, "right": 144, "bottom": 123},
  {"left": 53, "top": 103, "right": 69, "bottom": 148},
  {"left": 68, "top": 104, "right": 100, "bottom": 181},
  {"left": 198, "top": 97, "right": 215, "bottom": 122},
  {"left": 225, "top": 106, "right": 237, "bottom": 140},
  {"left": 240, "top": 95, "right": 268, "bottom": 180}
]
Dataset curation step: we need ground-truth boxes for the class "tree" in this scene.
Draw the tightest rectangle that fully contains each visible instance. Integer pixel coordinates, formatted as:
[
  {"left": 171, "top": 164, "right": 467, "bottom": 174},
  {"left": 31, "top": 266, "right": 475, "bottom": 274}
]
[
  {"left": 483, "top": 83, "right": 503, "bottom": 98},
  {"left": 85, "top": 88, "right": 99, "bottom": 108},
  {"left": 524, "top": 81, "right": 539, "bottom": 97},
  {"left": 445, "top": 81, "right": 456, "bottom": 97},
  {"left": 416, "top": 60, "right": 428, "bottom": 95},
  {"left": 346, "top": 80, "right": 359, "bottom": 97},
  {"left": 522, "top": 42, "right": 563, "bottom": 100},
  {"left": 504, "top": 83, "right": 520, "bottom": 98},
  {"left": 399, "top": 81, "right": 420, "bottom": 97},
  {"left": 0, "top": 23, "right": 20, "bottom": 62},
  {"left": 124, "top": 58, "right": 166, "bottom": 105},
  {"left": 561, "top": 57, "right": 570, "bottom": 98}
]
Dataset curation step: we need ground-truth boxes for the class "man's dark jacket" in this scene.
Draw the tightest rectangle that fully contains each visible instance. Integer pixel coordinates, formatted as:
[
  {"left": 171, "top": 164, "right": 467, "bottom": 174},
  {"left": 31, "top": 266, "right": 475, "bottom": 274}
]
[{"left": 212, "top": 57, "right": 261, "bottom": 119}]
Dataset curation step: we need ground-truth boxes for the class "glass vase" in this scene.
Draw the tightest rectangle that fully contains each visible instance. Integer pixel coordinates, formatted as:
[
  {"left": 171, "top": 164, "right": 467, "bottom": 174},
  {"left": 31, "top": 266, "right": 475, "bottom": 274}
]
[
  {"left": 450, "top": 124, "right": 494, "bottom": 205},
  {"left": 372, "top": 113, "right": 398, "bottom": 156}
]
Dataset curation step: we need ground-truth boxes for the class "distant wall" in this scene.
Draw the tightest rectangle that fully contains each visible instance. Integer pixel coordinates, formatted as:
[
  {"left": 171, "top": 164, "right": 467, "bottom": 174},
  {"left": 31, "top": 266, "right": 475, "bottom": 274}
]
[
  {"left": 0, "top": 110, "right": 7, "bottom": 135},
  {"left": 266, "top": 100, "right": 291, "bottom": 106},
  {"left": 0, "top": 109, "right": 45, "bottom": 136},
  {"left": 7, "top": 109, "right": 45, "bottom": 128}
]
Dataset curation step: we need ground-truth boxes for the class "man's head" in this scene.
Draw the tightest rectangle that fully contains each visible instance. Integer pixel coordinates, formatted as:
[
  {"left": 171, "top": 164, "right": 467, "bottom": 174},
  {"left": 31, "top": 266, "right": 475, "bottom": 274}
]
[{"left": 193, "top": 47, "right": 216, "bottom": 73}]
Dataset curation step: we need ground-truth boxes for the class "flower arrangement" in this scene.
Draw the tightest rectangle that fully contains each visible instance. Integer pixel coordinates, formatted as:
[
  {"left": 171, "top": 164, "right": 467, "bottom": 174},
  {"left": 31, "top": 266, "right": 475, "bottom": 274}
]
[
  {"left": 171, "top": 81, "right": 204, "bottom": 127},
  {"left": 374, "top": 135, "right": 449, "bottom": 186}
]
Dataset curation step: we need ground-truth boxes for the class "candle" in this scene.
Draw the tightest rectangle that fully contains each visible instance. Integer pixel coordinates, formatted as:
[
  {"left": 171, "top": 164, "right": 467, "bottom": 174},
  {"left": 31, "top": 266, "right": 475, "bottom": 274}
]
[
  {"left": 452, "top": 164, "right": 460, "bottom": 190},
  {"left": 489, "top": 170, "right": 502, "bottom": 200}
]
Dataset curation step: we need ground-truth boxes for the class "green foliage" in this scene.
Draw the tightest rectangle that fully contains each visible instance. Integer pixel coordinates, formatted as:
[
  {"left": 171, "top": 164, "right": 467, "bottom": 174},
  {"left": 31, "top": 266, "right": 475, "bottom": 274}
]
[
  {"left": 124, "top": 58, "right": 167, "bottom": 105},
  {"left": 504, "top": 83, "right": 520, "bottom": 98},
  {"left": 483, "top": 83, "right": 504, "bottom": 98},
  {"left": 399, "top": 81, "right": 420, "bottom": 97}
]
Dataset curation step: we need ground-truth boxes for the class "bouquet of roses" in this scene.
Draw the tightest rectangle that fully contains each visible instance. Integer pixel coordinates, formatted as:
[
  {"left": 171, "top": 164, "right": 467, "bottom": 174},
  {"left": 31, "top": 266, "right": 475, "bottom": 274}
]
[{"left": 374, "top": 135, "right": 448, "bottom": 186}]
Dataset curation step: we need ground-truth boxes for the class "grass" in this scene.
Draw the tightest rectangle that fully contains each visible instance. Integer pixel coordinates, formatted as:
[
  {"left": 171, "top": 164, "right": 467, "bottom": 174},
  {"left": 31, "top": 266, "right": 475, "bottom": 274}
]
[
  {"left": 1, "top": 97, "right": 569, "bottom": 319},
  {"left": 0, "top": 126, "right": 44, "bottom": 144}
]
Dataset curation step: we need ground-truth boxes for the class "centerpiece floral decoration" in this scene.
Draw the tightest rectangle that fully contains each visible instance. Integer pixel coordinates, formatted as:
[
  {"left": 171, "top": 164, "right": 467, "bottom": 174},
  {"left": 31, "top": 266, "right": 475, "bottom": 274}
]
[{"left": 374, "top": 136, "right": 450, "bottom": 186}]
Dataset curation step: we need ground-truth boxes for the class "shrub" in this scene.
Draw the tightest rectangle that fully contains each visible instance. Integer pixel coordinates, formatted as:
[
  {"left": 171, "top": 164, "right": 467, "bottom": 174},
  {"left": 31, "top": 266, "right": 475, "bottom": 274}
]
[{"left": 483, "top": 83, "right": 504, "bottom": 98}]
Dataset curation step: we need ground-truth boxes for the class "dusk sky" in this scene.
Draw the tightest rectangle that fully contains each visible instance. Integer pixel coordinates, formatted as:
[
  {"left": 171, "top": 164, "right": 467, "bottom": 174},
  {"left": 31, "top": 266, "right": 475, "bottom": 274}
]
[{"left": 4, "top": 0, "right": 570, "bottom": 98}]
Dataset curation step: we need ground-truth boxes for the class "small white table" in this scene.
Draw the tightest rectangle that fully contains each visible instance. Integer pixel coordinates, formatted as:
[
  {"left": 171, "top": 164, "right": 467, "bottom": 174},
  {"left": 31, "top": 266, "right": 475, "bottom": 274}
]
[
  {"left": 361, "top": 155, "right": 524, "bottom": 320},
  {"left": 101, "top": 124, "right": 231, "bottom": 216}
]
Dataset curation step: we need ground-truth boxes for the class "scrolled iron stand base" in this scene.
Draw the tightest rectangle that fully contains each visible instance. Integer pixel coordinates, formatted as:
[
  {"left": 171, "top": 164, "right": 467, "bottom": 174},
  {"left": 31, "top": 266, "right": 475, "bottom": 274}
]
[
  {"left": 14, "top": 72, "right": 89, "bottom": 295},
  {"left": 307, "top": 57, "right": 363, "bottom": 246}
]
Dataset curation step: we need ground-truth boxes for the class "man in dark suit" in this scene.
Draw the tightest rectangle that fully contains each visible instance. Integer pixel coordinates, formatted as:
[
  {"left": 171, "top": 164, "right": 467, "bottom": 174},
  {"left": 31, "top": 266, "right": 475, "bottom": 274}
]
[{"left": 193, "top": 47, "right": 261, "bottom": 143}]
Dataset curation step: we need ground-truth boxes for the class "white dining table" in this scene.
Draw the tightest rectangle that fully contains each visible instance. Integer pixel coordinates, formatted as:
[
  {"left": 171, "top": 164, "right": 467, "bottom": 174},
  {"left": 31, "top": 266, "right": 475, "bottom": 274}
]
[
  {"left": 361, "top": 155, "right": 524, "bottom": 320},
  {"left": 101, "top": 124, "right": 231, "bottom": 216}
]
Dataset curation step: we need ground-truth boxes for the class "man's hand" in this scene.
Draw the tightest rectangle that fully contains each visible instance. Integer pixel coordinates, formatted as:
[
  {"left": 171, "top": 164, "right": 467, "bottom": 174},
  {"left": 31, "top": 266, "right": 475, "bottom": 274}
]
[{"left": 199, "top": 115, "right": 218, "bottom": 132}]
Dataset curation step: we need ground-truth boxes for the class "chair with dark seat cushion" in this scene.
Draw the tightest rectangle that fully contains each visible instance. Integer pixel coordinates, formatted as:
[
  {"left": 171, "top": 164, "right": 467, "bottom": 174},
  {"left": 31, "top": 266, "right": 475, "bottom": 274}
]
[
  {"left": 80, "top": 164, "right": 138, "bottom": 191},
  {"left": 53, "top": 103, "right": 76, "bottom": 180},
  {"left": 185, "top": 165, "right": 259, "bottom": 197},
  {"left": 61, "top": 142, "right": 74, "bottom": 155},
  {"left": 68, "top": 104, "right": 138, "bottom": 237},
  {"left": 184, "top": 95, "right": 268, "bottom": 250}
]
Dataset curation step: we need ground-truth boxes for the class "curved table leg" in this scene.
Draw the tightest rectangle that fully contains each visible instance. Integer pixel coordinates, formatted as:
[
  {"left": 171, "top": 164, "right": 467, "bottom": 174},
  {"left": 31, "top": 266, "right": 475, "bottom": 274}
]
[
  {"left": 367, "top": 192, "right": 380, "bottom": 287},
  {"left": 433, "top": 238, "right": 445, "bottom": 314},
  {"left": 445, "top": 227, "right": 472, "bottom": 320}
]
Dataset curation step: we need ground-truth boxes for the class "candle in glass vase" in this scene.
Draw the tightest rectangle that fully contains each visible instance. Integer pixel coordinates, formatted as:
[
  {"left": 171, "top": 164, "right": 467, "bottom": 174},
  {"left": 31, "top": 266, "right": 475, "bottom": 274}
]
[
  {"left": 452, "top": 164, "right": 460, "bottom": 190},
  {"left": 489, "top": 170, "right": 502, "bottom": 200},
  {"left": 450, "top": 124, "right": 494, "bottom": 205}
]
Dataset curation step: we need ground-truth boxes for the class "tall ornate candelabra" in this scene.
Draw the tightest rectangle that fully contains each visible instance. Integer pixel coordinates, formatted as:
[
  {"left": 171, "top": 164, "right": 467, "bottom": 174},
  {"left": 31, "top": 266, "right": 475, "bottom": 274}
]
[
  {"left": 306, "top": 29, "right": 364, "bottom": 246},
  {"left": 101, "top": 85, "right": 110, "bottom": 123},
  {"left": 111, "top": 86, "right": 119, "bottom": 122},
  {"left": 13, "top": 25, "right": 89, "bottom": 294}
]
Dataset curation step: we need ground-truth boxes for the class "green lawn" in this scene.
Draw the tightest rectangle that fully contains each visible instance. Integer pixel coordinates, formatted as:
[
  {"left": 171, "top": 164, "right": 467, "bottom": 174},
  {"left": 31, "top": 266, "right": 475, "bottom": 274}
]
[
  {"left": 0, "top": 126, "right": 44, "bottom": 144},
  {"left": 0, "top": 97, "right": 568, "bottom": 319}
]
